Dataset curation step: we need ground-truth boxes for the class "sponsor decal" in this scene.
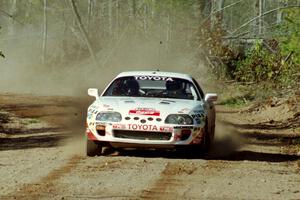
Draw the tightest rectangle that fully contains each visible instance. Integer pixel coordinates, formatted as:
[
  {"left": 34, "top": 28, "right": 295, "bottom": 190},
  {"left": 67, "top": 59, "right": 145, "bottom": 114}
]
[
  {"left": 128, "top": 124, "right": 158, "bottom": 131},
  {"left": 112, "top": 124, "right": 126, "bottom": 129},
  {"left": 112, "top": 124, "right": 173, "bottom": 132},
  {"left": 88, "top": 108, "right": 98, "bottom": 114},
  {"left": 191, "top": 111, "right": 205, "bottom": 124},
  {"left": 129, "top": 108, "right": 160, "bottom": 116},
  {"left": 159, "top": 126, "right": 173, "bottom": 132},
  {"left": 135, "top": 76, "right": 173, "bottom": 82},
  {"left": 191, "top": 113, "right": 205, "bottom": 118}
]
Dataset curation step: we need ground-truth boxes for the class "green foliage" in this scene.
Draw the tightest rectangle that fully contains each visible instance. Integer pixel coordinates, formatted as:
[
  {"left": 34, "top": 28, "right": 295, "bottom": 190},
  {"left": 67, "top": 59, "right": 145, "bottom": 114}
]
[
  {"left": 234, "top": 41, "right": 280, "bottom": 82},
  {"left": 195, "top": 19, "right": 239, "bottom": 78},
  {"left": 197, "top": 7, "right": 300, "bottom": 89},
  {"left": 219, "top": 96, "right": 247, "bottom": 107},
  {"left": 233, "top": 8, "right": 300, "bottom": 87},
  {"left": 234, "top": 39, "right": 299, "bottom": 87},
  {"left": 21, "top": 118, "right": 40, "bottom": 125},
  {"left": 277, "top": 8, "right": 300, "bottom": 64}
]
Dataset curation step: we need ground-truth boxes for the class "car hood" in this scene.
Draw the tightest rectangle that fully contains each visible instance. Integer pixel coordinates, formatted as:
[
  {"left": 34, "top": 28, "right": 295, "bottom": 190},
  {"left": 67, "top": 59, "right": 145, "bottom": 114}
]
[{"left": 90, "top": 97, "right": 205, "bottom": 119}]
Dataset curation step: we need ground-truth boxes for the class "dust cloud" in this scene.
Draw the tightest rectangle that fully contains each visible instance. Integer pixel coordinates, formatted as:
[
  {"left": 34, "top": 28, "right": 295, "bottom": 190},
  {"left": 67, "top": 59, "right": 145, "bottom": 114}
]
[
  {"left": 209, "top": 121, "right": 245, "bottom": 158},
  {"left": 0, "top": 5, "right": 225, "bottom": 156},
  {"left": 0, "top": 28, "right": 197, "bottom": 97}
]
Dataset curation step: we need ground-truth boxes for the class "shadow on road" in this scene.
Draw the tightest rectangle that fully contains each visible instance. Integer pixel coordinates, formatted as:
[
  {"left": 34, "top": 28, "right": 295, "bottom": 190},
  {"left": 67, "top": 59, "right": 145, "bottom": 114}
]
[
  {"left": 0, "top": 133, "right": 69, "bottom": 151},
  {"left": 109, "top": 148, "right": 300, "bottom": 163},
  {"left": 206, "top": 150, "right": 300, "bottom": 162}
]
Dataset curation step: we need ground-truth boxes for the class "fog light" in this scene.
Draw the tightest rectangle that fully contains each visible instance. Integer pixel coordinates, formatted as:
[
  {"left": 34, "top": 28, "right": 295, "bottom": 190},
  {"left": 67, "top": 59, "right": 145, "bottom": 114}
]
[
  {"left": 96, "top": 125, "right": 106, "bottom": 136},
  {"left": 180, "top": 129, "right": 191, "bottom": 140}
]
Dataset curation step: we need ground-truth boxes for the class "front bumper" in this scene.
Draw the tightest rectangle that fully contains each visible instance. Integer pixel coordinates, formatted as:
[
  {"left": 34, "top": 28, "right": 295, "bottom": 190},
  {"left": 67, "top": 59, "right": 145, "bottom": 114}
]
[{"left": 86, "top": 122, "right": 205, "bottom": 146}]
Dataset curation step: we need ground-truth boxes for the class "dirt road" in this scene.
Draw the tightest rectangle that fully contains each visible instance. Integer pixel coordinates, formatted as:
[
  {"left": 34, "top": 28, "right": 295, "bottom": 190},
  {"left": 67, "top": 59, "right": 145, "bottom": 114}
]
[{"left": 1, "top": 94, "right": 300, "bottom": 200}]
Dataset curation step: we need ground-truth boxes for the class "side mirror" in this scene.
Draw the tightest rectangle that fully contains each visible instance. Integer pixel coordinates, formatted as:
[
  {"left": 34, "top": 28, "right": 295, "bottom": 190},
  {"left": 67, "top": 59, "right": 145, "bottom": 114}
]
[
  {"left": 204, "top": 93, "right": 218, "bottom": 102},
  {"left": 88, "top": 88, "right": 99, "bottom": 99}
]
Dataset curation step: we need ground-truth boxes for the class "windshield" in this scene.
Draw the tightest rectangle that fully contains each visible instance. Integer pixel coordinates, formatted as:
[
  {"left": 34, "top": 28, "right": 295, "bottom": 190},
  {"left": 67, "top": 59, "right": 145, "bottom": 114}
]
[{"left": 103, "top": 76, "right": 199, "bottom": 100}]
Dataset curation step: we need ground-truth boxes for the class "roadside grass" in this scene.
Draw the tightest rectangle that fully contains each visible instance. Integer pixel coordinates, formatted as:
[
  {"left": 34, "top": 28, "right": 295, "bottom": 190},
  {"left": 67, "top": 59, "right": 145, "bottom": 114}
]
[
  {"left": 217, "top": 80, "right": 297, "bottom": 108},
  {"left": 0, "top": 112, "right": 10, "bottom": 123},
  {"left": 219, "top": 96, "right": 250, "bottom": 107},
  {"left": 21, "top": 118, "right": 40, "bottom": 125}
]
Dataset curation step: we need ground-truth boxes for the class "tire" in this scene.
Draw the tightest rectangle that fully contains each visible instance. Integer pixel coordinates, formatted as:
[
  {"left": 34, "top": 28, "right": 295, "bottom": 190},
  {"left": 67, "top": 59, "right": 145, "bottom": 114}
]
[
  {"left": 86, "top": 138, "right": 102, "bottom": 157},
  {"left": 202, "top": 123, "right": 212, "bottom": 153},
  {"left": 175, "top": 143, "right": 202, "bottom": 158},
  {"left": 202, "top": 132, "right": 211, "bottom": 153}
]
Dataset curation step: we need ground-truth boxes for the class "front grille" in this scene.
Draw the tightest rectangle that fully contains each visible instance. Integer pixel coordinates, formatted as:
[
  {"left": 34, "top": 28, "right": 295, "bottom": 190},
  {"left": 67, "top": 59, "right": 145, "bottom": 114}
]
[{"left": 113, "top": 130, "right": 172, "bottom": 141}]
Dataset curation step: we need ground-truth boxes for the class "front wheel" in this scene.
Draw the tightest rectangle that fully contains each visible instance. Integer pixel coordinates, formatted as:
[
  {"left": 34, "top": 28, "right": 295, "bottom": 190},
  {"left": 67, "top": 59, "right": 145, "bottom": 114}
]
[
  {"left": 86, "top": 138, "right": 103, "bottom": 157},
  {"left": 202, "top": 131, "right": 211, "bottom": 153},
  {"left": 202, "top": 123, "right": 213, "bottom": 153}
]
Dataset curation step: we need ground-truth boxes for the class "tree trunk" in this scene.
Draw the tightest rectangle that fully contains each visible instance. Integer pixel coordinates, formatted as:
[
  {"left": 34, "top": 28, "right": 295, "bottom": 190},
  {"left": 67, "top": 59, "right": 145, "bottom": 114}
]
[
  {"left": 276, "top": 1, "right": 283, "bottom": 24},
  {"left": 217, "top": 0, "right": 225, "bottom": 24},
  {"left": 143, "top": 3, "right": 148, "bottom": 36},
  {"left": 210, "top": 0, "right": 225, "bottom": 30},
  {"left": 255, "top": 0, "right": 264, "bottom": 35},
  {"left": 210, "top": 0, "right": 216, "bottom": 29},
  {"left": 42, "top": 0, "right": 47, "bottom": 65},
  {"left": 69, "top": 0, "right": 98, "bottom": 67},
  {"left": 8, "top": 0, "right": 17, "bottom": 35},
  {"left": 130, "top": 0, "right": 136, "bottom": 19},
  {"left": 87, "top": 0, "right": 93, "bottom": 31},
  {"left": 115, "top": 0, "right": 119, "bottom": 39},
  {"left": 108, "top": 0, "right": 113, "bottom": 37},
  {"left": 258, "top": 0, "right": 264, "bottom": 35}
]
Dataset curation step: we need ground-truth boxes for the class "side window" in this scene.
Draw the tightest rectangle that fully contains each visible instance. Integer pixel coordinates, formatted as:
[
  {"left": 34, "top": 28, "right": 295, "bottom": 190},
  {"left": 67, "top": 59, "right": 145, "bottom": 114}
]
[
  {"left": 192, "top": 78, "right": 204, "bottom": 99},
  {"left": 103, "top": 77, "right": 127, "bottom": 96}
]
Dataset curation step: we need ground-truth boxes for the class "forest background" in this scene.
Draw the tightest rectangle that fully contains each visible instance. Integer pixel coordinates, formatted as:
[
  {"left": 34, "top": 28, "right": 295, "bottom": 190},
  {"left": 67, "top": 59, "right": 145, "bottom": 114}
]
[{"left": 0, "top": 0, "right": 299, "bottom": 100}]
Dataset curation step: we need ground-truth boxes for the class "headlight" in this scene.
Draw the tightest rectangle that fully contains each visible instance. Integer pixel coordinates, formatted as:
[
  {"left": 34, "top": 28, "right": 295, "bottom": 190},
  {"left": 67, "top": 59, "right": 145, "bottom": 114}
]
[
  {"left": 165, "top": 114, "right": 193, "bottom": 125},
  {"left": 96, "top": 112, "right": 122, "bottom": 122}
]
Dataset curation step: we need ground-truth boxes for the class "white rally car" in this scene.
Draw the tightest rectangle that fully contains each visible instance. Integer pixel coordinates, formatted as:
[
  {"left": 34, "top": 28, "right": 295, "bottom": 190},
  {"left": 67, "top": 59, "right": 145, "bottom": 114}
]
[{"left": 86, "top": 71, "right": 217, "bottom": 156}]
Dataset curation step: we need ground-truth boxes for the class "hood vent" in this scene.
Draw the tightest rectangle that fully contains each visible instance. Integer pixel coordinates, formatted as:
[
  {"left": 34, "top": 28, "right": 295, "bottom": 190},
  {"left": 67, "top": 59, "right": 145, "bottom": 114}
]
[
  {"left": 124, "top": 100, "right": 135, "bottom": 103},
  {"left": 160, "top": 100, "right": 175, "bottom": 104}
]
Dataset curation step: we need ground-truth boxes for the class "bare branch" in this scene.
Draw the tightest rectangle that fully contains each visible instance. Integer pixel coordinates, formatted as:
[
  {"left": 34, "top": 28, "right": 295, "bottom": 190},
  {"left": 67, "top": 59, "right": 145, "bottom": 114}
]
[
  {"left": 230, "top": 5, "right": 300, "bottom": 36},
  {"left": 69, "top": 0, "right": 99, "bottom": 68},
  {"left": 0, "top": 9, "right": 23, "bottom": 25},
  {"left": 200, "top": 0, "right": 245, "bottom": 25}
]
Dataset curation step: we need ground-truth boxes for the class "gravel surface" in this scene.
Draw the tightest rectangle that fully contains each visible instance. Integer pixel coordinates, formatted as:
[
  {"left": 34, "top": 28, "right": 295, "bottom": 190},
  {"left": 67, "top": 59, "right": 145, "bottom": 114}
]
[{"left": 0, "top": 94, "right": 300, "bottom": 200}]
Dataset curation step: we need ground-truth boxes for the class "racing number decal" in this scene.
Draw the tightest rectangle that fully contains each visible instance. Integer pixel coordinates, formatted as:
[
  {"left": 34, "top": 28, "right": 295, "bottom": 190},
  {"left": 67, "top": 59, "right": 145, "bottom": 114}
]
[{"left": 129, "top": 108, "right": 160, "bottom": 116}]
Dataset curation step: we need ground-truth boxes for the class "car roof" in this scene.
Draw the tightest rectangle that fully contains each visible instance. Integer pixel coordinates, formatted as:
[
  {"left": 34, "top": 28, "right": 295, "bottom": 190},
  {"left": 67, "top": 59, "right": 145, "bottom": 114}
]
[{"left": 116, "top": 71, "right": 193, "bottom": 81}]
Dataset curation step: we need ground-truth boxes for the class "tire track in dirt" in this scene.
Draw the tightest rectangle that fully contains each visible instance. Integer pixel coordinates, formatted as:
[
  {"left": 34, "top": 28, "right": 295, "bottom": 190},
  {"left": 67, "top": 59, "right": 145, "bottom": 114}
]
[
  {"left": 139, "top": 159, "right": 231, "bottom": 199},
  {"left": 3, "top": 155, "right": 83, "bottom": 200},
  {"left": 140, "top": 161, "right": 199, "bottom": 199}
]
